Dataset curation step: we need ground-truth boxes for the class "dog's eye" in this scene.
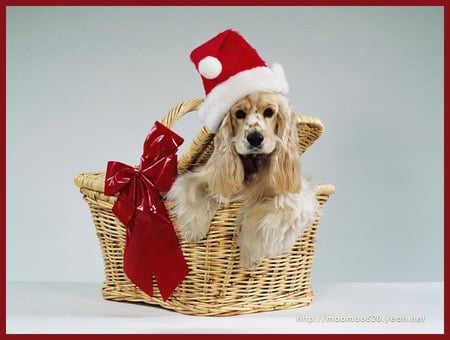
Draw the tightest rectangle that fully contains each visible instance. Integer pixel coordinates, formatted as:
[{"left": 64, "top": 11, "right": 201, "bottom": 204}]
[
  {"left": 235, "top": 110, "right": 246, "bottom": 119},
  {"left": 263, "top": 108, "right": 274, "bottom": 118}
]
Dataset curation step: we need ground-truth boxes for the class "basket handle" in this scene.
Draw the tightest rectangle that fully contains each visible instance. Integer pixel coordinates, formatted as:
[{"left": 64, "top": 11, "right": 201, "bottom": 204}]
[
  {"left": 160, "top": 98, "right": 205, "bottom": 129},
  {"left": 160, "top": 98, "right": 215, "bottom": 174},
  {"left": 159, "top": 98, "right": 325, "bottom": 175}
]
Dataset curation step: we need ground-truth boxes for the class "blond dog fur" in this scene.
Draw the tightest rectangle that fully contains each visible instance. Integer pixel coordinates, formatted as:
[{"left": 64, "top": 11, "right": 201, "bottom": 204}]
[{"left": 166, "top": 92, "right": 319, "bottom": 270}]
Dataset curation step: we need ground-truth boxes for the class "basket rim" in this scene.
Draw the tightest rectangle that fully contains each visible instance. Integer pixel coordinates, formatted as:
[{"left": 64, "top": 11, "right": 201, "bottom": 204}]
[{"left": 74, "top": 171, "right": 335, "bottom": 197}]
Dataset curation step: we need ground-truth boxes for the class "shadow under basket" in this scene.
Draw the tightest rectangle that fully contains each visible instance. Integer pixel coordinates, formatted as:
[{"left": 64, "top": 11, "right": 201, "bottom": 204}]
[{"left": 74, "top": 98, "right": 335, "bottom": 316}]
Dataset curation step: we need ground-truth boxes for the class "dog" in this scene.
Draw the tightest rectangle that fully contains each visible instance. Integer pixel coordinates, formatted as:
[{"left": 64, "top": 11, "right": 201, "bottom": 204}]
[{"left": 166, "top": 91, "right": 319, "bottom": 270}]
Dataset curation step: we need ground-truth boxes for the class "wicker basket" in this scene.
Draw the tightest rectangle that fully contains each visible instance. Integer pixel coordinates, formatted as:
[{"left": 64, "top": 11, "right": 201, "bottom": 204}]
[{"left": 74, "top": 98, "right": 335, "bottom": 316}]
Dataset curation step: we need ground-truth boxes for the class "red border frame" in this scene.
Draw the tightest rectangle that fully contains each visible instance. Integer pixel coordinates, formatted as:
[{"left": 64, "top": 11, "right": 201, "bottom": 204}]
[{"left": 1, "top": 2, "right": 446, "bottom": 338}]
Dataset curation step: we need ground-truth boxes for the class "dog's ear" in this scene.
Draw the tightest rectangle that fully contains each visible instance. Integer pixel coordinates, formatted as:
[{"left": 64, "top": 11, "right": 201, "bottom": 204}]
[
  {"left": 270, "top": 101, "right": 302, "bottom": 194},
  {"left": 203, "top": 113, "right": 244, "bottom": 200}
]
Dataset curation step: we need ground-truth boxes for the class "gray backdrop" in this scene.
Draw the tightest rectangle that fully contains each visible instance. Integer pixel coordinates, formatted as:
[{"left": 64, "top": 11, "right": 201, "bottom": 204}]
[{"left": 7, "top": 6, "right": 443, "bottom": 284}]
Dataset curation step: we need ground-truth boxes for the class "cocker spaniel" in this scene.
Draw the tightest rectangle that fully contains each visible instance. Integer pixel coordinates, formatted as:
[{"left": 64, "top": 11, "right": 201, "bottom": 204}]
[{"left": 166, "top": 91, "right": 319, "bottom": 270}]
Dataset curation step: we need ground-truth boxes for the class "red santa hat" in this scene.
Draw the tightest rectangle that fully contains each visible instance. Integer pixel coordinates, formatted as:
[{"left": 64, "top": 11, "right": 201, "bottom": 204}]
[{"left": 190, "top": 29, "right": 289, "bottom": 133}]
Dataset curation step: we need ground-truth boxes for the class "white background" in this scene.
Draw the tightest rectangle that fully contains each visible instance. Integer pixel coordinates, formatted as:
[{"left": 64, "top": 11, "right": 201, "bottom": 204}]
[
  {"left": 7, "top": 282, "right": 443, "bottom": 334},
  {"left": 7, "top": 6, "right": 443, "bottom": 286}
]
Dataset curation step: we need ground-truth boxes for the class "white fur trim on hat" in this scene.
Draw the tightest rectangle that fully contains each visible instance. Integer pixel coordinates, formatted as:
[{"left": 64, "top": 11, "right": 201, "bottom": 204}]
[{"left": 198, "top": 63, "right": 289, "bottom": 133}]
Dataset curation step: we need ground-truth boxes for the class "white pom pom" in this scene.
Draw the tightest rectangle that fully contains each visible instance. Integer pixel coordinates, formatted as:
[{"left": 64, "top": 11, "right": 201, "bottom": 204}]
[{"left": 198, "top": 56, "right": 222, "bottom": 79}]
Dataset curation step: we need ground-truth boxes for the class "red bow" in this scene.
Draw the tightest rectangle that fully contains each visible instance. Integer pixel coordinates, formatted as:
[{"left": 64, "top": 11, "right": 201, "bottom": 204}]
[{"left": 104, "top": 121, "right": 189, "bottom": 301}]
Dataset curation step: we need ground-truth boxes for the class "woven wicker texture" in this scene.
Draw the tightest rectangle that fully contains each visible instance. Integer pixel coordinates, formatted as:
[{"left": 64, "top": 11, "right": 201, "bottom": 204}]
[{"left": 74, "top": 98, "right": 335, "bottom": 316}]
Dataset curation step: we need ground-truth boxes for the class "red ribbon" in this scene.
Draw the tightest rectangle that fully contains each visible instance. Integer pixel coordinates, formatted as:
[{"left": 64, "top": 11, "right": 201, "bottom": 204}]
[{"left": 104, "top": 121, "right": 189, "bottom": 301}]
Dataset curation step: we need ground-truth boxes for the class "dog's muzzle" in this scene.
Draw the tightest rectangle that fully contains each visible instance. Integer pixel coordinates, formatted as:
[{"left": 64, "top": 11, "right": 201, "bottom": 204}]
[{"left": 246, "top": 131, "right": 264, "bottom": 148}]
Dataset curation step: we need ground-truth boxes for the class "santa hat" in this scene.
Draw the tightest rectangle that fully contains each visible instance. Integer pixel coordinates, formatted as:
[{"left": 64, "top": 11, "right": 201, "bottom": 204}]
[{"left": 190, "top": 29, "right": 289, "bottom": 133}]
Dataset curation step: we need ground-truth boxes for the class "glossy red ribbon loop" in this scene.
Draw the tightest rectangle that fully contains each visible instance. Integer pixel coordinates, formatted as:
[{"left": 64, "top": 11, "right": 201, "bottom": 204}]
[{"left": 104, "top": 121, "right": 189, "bottom": 301}]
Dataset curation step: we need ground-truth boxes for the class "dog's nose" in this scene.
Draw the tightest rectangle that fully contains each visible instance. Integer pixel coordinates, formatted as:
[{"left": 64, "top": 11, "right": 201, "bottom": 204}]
[{"left": 247, "top": 131, "right": 264, "bottom": 147}]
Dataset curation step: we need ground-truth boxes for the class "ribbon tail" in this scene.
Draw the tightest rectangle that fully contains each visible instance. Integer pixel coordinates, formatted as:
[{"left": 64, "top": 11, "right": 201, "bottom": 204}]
[
  {"left": 112, "top": 194, "right": 137, "bottom": 228},
  {"left": 122, "top": 221, "right": 154, "bottom": 298},
  {"left": 122, "top": 215, "right": 189, "bottom": 301},
  {"left": 149, "top": 225, "right": 190, "bottom": 301}
]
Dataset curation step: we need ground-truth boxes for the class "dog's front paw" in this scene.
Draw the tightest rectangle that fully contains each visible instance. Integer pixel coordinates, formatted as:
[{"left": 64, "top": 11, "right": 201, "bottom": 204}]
[
  {"left": 179, "top": 224, "right": 208, "bottom": 243},
  {"left": 238, "top": 233, "right": 265, "bottom": 270},
  {"left": 240, "top": 252, "right": 264, "bottom": 271},
  {"left": 176, "top": 214, "right": 212, "bottom": 243}
]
